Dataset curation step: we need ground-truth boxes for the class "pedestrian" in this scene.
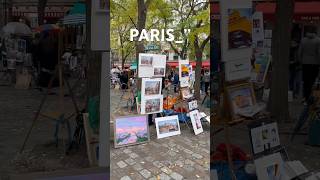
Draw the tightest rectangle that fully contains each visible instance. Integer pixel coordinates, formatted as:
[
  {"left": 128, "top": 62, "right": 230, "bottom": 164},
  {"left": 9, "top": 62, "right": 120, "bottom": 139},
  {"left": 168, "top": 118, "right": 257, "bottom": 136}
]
[
  {"left": 173, "top": 71, "right": 179, "bottom": 93},
  {"left": 204, "top": 70, "right": 210, "bottom": 94},
  {"left": 298, "top": 27, "right": 320, "bottom": 102},
  {"left": 289, "top": 39, "right": 299, "bottom": 98}
]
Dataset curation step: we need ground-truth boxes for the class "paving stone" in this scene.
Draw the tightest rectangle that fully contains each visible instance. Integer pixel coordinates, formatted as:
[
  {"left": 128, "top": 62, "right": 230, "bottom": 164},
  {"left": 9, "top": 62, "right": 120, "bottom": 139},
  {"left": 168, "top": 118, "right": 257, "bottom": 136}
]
[
  {"left": 129, "top": 153, "right": 139, "bottom": 159},
  {"left": 161, "top": 166, "right": 172, "bottom": 174},
  {"left": 124, "top": 158, "right": 136, "bottom": 165},
  {"left": 149, "top": 177, "right": 157, "bottom": 180},
  {"left": 183, "top": 165, "right": 195, "bottom": 172},
  {"left": 117, "top": 161, "right": 127, "bottom": 168},
  {"left": 170, "top": 172, "right": 183, "bottom": 180},
  {"left": 175, "top": 160, "right": 184, "bottom": 167},
  {"left": 192, "top": 153, "right": 203, "bottom": 159},
  {"left": 123, "top": 149, "right": 132, "bottom": 154},
  {"left": 132, "top": 163, "right": 143, "bottom": 171},
  {"left": 184, "top": 159, "right": 195, "bottom": 166},
  {"left": 158, "top": 173, "right": 171, "bottom": 180},
  {"left": 145, "top": 156, "right": 154, "bottom": 162},
  {"left": 184, "top": 149, "right": 193, "bottom": 154},
  {"left": 152, "top": 161, "right": 163, "bottom": 168},
  {"left": 120, "top": 176, "right": 132, "bottom": 180},
  {"left": 168, "top": 151, "right": 177, "bottom": 157},
  {"left": 140, "top": 169, "right": 152, "bottom": 178}
]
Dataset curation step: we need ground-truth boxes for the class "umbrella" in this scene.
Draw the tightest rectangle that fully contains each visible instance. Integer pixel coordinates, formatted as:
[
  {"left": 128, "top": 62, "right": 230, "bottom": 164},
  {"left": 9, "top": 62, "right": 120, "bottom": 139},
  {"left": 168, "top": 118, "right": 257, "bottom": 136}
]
[
  {"left": 35, "top": 24, "right": 60, "bottom": 33},
  {"left": 1, "top": 22, "right": 32, "bottom": 36}
]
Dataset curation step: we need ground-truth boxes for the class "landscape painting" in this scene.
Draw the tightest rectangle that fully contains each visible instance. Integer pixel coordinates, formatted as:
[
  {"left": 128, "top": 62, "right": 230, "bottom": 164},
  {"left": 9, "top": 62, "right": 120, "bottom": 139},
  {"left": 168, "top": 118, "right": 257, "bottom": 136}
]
[
  {"left": 114, "top": 115, "right": 149, "bottom": 148},
  {"left": 141, "top": 95, "right": 163, "bottom": 114},
  {"left": 142, "top": 78, "right": 162, "bottom": 96},
  {"left": 155, "top": 115, "right": 181, "bottom": 139}
]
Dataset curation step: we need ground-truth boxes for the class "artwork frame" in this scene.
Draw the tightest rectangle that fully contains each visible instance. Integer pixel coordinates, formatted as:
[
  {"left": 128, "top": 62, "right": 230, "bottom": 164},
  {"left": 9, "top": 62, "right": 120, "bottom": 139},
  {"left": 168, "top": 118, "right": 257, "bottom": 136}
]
[
  {"left": 188, "top": 100, "right": 198, "bottom": 110},
  {"left": 113, "top": 115, "right": 150, "bottom": 148},
  {"left": 228, "top": 8, "right": 253, "bottom": 49},
  {"left": 140, "top": 95, "right": 163, "bottom": 114},
  {"left": 189, "top": 110, "right": 204, "bottom": 135},
  {"left": 138, "top": 53, "right": 166, "bottom": 78},
  {"left": 254, "top": 153, "right": 285, "bottom": 180},
  {"left": 141, "top": 78, "right": 162, "bottom": 97},
  {"left": 248, "top": 119, "right": 281, "bottom": 155},
  {"left": 155, "top": 115, "right": 181, "bottom": 139},
  {"left": 181, "top": 87, "right": 193, "bottom": 100},
  {"left": 153, "top": 66, "right": 165, "bottom": 77},
  {"left": 226, "top": 83, "right": 256, "bottom": 119},
  {"left": 225, "top": 58, "right": 251, "bottom": 82},
  {"left": 251, "top": 55, "right": 271, "bottom": 84}
]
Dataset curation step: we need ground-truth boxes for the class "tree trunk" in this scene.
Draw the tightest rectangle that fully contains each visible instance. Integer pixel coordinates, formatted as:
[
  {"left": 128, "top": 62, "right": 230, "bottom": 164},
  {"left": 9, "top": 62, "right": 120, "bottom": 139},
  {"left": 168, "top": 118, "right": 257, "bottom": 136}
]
[
  {"left": 268, "top": 0, "right": 294, "bottom": 122},
  {"left": 38, "top": 0, "right": 48, "bottom": 25},
  {"left": 195, "top": 50, "right": 202, "bottom": 100},
  {"left": 136, "top": 0, "right": 148, "bottom": 59}
]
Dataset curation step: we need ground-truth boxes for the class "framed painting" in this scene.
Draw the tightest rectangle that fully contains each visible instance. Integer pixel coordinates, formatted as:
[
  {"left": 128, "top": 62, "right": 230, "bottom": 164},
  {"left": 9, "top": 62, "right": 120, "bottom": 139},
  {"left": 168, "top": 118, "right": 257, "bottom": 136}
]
[
  {"left": 189, "top": 110, "right": 204, "bottom": 135},
  {"left": 114, "top": 115, "right": 149, "bottom": 148},
  {"left": 141, "top": 78, "right": 162, "bottom": 97},
  {"left": 155, "top": 115, "right": 181, "bottom": 139},
  {"left": 140, "top": 95, "right": 163, "bottom": 114}
]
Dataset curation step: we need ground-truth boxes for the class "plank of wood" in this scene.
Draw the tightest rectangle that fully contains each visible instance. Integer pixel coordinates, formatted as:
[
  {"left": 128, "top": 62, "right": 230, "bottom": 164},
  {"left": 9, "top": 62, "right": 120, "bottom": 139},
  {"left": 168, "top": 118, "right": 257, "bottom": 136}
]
[{"left": 83, "top": 113, "right": 98, "bottom": 166}]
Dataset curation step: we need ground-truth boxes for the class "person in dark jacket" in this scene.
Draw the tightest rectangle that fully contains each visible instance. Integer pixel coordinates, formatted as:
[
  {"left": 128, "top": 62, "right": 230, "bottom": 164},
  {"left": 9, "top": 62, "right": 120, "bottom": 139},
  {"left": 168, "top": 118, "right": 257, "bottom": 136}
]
[{"left": 173, "top": 71, "right": 179, "bottom": 93}]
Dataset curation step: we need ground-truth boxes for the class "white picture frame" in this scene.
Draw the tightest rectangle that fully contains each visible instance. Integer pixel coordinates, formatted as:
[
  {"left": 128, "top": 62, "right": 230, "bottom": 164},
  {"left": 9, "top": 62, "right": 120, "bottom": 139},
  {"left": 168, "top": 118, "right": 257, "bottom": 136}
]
[
  {"left": 141, "top": 78, "right": 162, "bottom": 97},
  {"left": 138, "top": 53, "right": 166, "bottom": 78},
  {"left": 155, "top": 115, "right": 181, "bottom": 139},
  {"left": 188, "top": 100, "right": 198, "bottom": 110},
  {"left": 180, "top": 77, "right": 190, "bottom": 88},
  {"left": 179, "top": 59, "right": 190, "bottom": 79},
  {"left": 140, "top": 95, "right": 163, "bottom": 115},
  {"left": 225, "top": 58, "right": 251, "bottom": 82},
  {"left": 254, "top": 153, "right": 285, "bottom": 180},
  {"left": 189, "top": 110, "right": 204, "bottom": 135}
]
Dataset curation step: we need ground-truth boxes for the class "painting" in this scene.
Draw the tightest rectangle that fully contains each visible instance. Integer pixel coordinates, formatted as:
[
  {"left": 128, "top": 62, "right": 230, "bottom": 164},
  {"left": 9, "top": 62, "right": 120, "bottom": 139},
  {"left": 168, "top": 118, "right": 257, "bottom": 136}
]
[
  {"left": 141, "top": 95, "right": 163, "bottom": 114},
  {"left": 188, "top": 100, "right": 198, "bottom": 110},
  {"left": 142, "top": 78, "right": 162, "bottom": 96},
  {"left": 153, "top": 67, "right": 165, "bottom": 77},
  {"left": 140, "top": 55, "right": 153, "bottom": 66},
  {"left": 114, "top": 115, "right": 149, "bottom": 148},
  {"left": 181, "top": 87, "right": 193, "bottom": 100},
  {"left": 228, "top": 8, "right": 253, "bottom": 49},
  {"left": 189, "top": 110, "right": 203, "bottom": 135},
  {"left": 155, "top": 115, "right": 181, "bottom": 139},
  {"left": 226, "top": 83, "right": 256, "bottom": 119},
  {"left": 254, "top": 153, "right": 284, "bottom": 180},
  {"left": 249, "top": 121, "right": 281, "bottom": 154}
]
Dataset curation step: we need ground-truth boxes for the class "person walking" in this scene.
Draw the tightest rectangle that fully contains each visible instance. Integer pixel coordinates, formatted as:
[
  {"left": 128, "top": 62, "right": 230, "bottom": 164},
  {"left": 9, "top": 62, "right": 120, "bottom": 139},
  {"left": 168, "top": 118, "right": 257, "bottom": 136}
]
[
  {"left": 298, "top": 27, "right": 320, "bottom": 102},
  {"left": 289, "top": 39, "right": 299, "bottom": 98},
  {"left": 173, "top": 71, "right": 179, "bottom": 93},
  {"left": 204, "top": 70, "right": 210, "bottom": 94}
]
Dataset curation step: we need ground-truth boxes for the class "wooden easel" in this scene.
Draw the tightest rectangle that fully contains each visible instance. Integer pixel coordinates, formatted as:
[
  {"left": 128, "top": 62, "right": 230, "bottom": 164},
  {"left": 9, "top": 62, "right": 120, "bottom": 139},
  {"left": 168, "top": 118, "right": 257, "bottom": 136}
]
[{"left": 20, "top": 31, "right": 82, "bottom": 154}]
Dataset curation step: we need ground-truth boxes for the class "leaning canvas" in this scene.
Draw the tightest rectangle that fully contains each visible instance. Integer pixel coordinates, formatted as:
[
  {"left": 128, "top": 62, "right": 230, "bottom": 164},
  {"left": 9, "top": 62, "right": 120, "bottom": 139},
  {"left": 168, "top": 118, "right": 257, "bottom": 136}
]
[
  {"left": 189, "top": 110, "right": 204, "bottom": 135},
  {"left": 254, "top": 153, "right": 285, "bottom": 180},
  {"left": 140, "top": 95, "right": 163, "bottom": 114},
  {"left": 114, "top": 115, "right": 149, "bottom": 148},
  {"left": 155, "top": 115, "right": 181, "bottom": 139}
]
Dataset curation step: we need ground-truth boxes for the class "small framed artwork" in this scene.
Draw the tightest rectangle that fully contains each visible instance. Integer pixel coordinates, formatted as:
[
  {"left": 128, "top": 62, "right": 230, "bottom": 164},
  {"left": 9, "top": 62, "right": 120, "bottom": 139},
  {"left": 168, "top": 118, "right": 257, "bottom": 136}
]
[
  {"left": 254, "top": 153, "right": 284, "bottom": 180},
  {"left": 181, "top": 87, "right": 193, "bottom": 100},
  {"left": 180, "top": 77, "right": 190, "bottom": 87},
  {"left": 188, "top": 100, "right": 198, "bottom": 110},
  {"left": 114, "top": 115, "right": 150, "bottom": 148},
  {"left": 248, "top": 120, "right": 281, "bottom": 155},
  {"left": 225, "top": 58, "right": 251, "bottom": 82},
  {"left": 141, "top": 78, "right": 162, "bottom": 97},
  {"left": 140, "top": 55, "right": 153, "bottom": 67},
  {"left": 226, "top": 83, "right": 256, "bottom": 119},
  {"left": 155, "top": 115, "right": 181, "bottom": 139},
  {"left": 141, "top": 95, "right": 163, "bottom": 114},
  {"left": 153, "top": 66, "right": 165, "bottom": 77},
  {"left": 189, "top": 110, "right": 204, "bottom": 135}
]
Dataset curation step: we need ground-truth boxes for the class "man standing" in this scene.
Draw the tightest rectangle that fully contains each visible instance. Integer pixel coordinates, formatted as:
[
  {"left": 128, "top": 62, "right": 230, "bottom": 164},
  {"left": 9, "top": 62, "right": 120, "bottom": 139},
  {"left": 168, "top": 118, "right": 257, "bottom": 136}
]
[
  {"left": 173, "top": 71, "right": 179, "bottom": 93},
  {"left": 204, "top": 70, "right": 210, "bottom": 94},
  {"left": 299, "top": 27, "right": 320, "bottom": 102}
]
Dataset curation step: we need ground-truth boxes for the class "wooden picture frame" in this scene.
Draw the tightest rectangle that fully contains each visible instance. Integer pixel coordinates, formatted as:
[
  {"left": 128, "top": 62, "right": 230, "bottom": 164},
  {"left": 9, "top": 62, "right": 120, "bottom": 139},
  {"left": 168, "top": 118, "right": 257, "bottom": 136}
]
[
  {"left": 113, "top": 115, "right": 150, "bottom": 148},
  {"left": 226, "top": 83, "right": 256, "bottom": 120}
]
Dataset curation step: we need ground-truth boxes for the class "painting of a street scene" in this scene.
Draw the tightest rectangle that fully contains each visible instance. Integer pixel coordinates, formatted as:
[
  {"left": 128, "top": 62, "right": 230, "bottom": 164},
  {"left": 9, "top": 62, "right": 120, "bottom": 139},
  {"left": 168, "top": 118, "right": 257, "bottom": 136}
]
[
  {"left": 114, "top": 116, "right": 149, "bottom": 148},
  {"left": 145, "top": 80, "right": 161, "bottom": 95},
  {"left": 155, "top": 115, "right": 181, "bottom": 139},
  {"left": 140, "top": 56, "right": 153, "bottom": 66},
  {"left": 145, "top": 98, "right": 161, "bottom": 113},
  {"left": 154, "top": 67, "right": 165, "bottom": 76}
]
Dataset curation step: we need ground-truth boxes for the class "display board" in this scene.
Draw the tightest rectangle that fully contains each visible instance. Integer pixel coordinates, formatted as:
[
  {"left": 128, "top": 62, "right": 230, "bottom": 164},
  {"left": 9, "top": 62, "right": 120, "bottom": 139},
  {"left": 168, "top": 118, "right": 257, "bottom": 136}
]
[{"left": 138, "top": 53, "right": 166, "bottom": 78}]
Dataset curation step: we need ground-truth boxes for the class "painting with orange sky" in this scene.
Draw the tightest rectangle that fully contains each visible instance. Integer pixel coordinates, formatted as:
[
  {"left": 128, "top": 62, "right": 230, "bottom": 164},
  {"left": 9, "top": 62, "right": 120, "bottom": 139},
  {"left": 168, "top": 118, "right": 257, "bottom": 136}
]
[{"left": 114, "top": 116, "right": 149, "bottom": 148}]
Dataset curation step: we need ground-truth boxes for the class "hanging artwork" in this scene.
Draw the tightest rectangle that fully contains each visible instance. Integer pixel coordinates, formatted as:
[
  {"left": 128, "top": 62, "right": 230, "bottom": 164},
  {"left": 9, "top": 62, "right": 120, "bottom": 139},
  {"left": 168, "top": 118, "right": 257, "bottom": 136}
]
[
  {"left": 181, "top": 87, "right": 193, "bottom": 100},
  {"left": 226, "top": 83, "right": 256, "bottom": 119},
  {"left": 179, "top": 60, "right": 190, "bottom": 87},
  {"left": 188, "top": 100, "right": 198, "bottom": 110},
  {"left": 138, "top": 53, "right": 166, "bottom": 78},
  {"left": 155, "top": 115, "right": 181, "bottom": 139},
  {"left": 141, "top": 78, "right": 162, "bottom": 97},
  {"left": 140, "top": 95, "right": 163, "bottom": 114},
  {"left": 114, "top": 115, "right": 149, "bottom": 148},
  {"left": 228, "top": 8, "right": 253, "bottom": 49},
  {"left": 252, "top": 12, "right": 264, "bottom": 46},
  {"left": 189, "top": 110, "right": 204, "bottom": 135},
  {"left": 251, "top": 55, "right": 271, "bottom": 84},
  {"left": 225, "top": 58, "right": 251, "bottom": 82},
  {"left": 254, "top": 153, "right": 285, "bottom": 180}
]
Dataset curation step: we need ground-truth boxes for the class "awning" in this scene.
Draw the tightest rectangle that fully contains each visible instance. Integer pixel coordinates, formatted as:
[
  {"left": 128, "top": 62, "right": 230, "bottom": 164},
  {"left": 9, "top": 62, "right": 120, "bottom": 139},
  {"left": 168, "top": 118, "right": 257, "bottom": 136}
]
[
  {"left": 167, "top": 60, "right": 210, "bottom": 68},
  {"left": 62, "top": 2, "right": 86, "bottom": 25},
  {"left": 210, "top": 2, "right": 320, "bottom": 22}
]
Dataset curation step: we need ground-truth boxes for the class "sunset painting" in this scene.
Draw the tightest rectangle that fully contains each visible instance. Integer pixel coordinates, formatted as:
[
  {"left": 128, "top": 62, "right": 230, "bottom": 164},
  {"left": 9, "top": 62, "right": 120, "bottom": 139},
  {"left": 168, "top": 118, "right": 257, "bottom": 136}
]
[{"left": 114, "top": 115, "right": 149, "bottom": 148}]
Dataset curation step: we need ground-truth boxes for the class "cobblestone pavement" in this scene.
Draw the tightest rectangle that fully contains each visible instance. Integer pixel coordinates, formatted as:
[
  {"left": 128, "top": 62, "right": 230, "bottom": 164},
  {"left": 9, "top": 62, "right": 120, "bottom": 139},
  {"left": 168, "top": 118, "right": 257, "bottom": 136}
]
[{"left": 110, "top": 89, "right": 210, "bottom": 180}]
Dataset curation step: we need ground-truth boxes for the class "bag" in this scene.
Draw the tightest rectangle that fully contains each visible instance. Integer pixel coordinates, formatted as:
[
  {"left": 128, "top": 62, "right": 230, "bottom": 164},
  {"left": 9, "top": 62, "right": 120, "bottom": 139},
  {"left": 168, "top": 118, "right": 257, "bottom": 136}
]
[{"left": 15, "top": 69, "right": 32, "bottom": 89}]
